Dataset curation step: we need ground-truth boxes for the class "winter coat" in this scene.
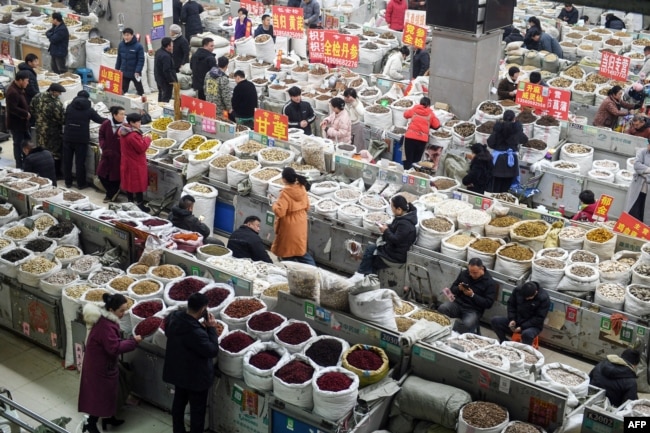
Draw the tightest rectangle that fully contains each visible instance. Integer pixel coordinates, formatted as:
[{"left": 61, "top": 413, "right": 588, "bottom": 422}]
[
  {"left": 497, "top": 76, "right": 517, "bottom": 101},
  {"left": 506, "top": 286, "right": 550, "bottom": 330},
  {"left": 558, "top": 7, "right": 579, "bottom": 24},
  {"left": 449, "top": 268, "right": 497, "bottom": 315},
  {"left": 324, "top": 109, "right": 352, "bottom": 143},
  {"left": 271, "top": 183, "right": 310, "bottom": 258},
  {"left": 173, "top": 0, "right": 183, "bottom": 25},
  {"left": 626, "top": 118, "right": 650, "bottom": 139},
  {"left": 172, "top": 34, "right": 190, "bottom": 71},
  {"left": 181, "top": 0, "right": 205, "bottom": 36},
  {"left": 232, "top": 80, "right": 258, "bottom": 119},
  {"left": 589, "top": 354, "right": 638, "bottom": 407},
  {"left": 97, "top": 118, "right": 123, "bottom": 182},
  {"left": 376, "top": 210, "right": 417, "bottom": 263},
  {"left": 234, "top": 17, "right": 253, "bottom": 40},
  {"left": 78, "top": 303, "right": 138, "bottom": 417},
  {"left": 204, "top": 67, "right": 232, "bottom": 115},
  {"left": 640, "top": 57, "right": 650, "bottom": 80},
  {"left": 346, "top": 99, "right": 365, "bottom": 124},
  {"left": 593, "top": 95, "right": 634, "bottom": 129},
  {"left": 5, "top": 81, "right": 30, "bottom": 132},
  {"left": 30, "top": 92, "right": 64, "bottom": 155},
  {"left": 163, "top": 309, "right": 219, "bottom": 392},
  {"left": 538, "top": 32, "right": 563, "bottom": 58},
  {"left": 462, "top": 154, "right": 493, "bottom": 194},
  {"left": 115, "top": 38, "right": 145, "bottom": 79},
  {"left": 487, "top": 120, "right": 528, "bottom": 152},
  {"left": 282, "top": 100, "right": 316, "bottom": 135},
  {"left": 404, "top": 104, "right": 440, "bottom": 142},
  {"left": 254, "top": 24, "right": 276, "bottom": 42},
  {"left": 23, "top": 147, "right": 57, "bottom": 185},
  {"left": 572, "top": 203, "right": 602, "bottom": 222},
  {"left": 606, "top": 16, "right": 626, "bottom": 30},
  {"left": 412, "top": 49, "right": 430, "bottom": 78},
  {"left": 504, "top": 29, "right": 524, "bottom": 44},
  {"left": 168, "top": 206, "right": 211, "bottom": 238},
  {"left": 524, "top": 26, "right": 541, "bottom": 51},
  {"left": 190, "top": 48, "right": 217, "bottom": 92},
  {"left": 227, "top": 225, "right": 272, "bottom": 263},
  {"left": 63, "top": 96, "right": 106, "bottom": 143},
  {"left": 625, "top": 148, "right": 650, "bottom": 226},
  {"left": 382, "top": 52, "right": 405, "bottom": 80},
  {"left": 119, "top": 125, "right": 151, "bottom": 193},
  {"left": 288, "top": 0, "right": 301, "bottom": 6},
  {"left": 385, "top": 0, "right": 407, "bottom": 31},
  {"left": 301, "top": 0, "right": 321, "bottom": 26},
  {"left": 154, "top": 47, "right": 177, "bottom": 88},
  {"left": 46, "top": 23, "right": 69, "bottom": 58},
  {"left": 18, "top": 62, "right": 39, "bottom": 104}
]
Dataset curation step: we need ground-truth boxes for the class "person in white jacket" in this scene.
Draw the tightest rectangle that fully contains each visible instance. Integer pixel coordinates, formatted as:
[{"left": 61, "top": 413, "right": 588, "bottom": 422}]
[
  {"left": 382, "top": 46, "right": 410, "bottom": 80},
  {"left": 343, "top": 88, "right": 366, "bottom": 151}
]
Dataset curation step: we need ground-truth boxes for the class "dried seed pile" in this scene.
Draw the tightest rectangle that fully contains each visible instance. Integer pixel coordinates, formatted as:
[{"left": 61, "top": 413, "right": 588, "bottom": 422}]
[
  {"left": 44, "top": 271, "right": 77, "bottom": 285},
  {"left": 629, "top": 285, "right": 650, "bottom": 301},
  {"left": 470, "top": 238, "right": 502, "bottom": 253},
  {"left": 505, "top": 422, "right": 543, "bottom": 433},
  {"left": 433, "top": 178, "right": 457, "bottom": 190},
  {"left": 472, "top": 351, "right": 505, "bottom": 367},
  {"left": 262, "top": 283, "right": 289, "bottom": 298},
  {"left": 393, "top": 301, "right": 415, "bottom": 316},
  {"left": 597, "top": 284, "right": 625, "bottom": 301},
  {"left": 546, "top": 368, "right": 586, "bottom": 386},
  {"left": 422, "top": 217, "right": 453, "bottom": 232},
  {"left": 522, "top": 139, "right": 546, "bottom": 150},
  {"left": 152, "top": 265, "right": 184, "bottom": 279},
  {"left": 489, "top": 216, "right": 520, "bottom": 227},
  {"left": 461, "top": 402, "right": 508, "bottom": 428},
  {"left": 571, "top": 251, "right": 597, "bottom": 263},
  {"left": 569, "top": 265, "right": 595, "bottom": 278},
  {"left": 446, "top": 234, "right": 475, "bottom": 247},
  {"left": 132, "top": 280, "right": 161, "bottom": 295},
  {"left": 109, "top": 276, "right": 136, "bottom": 292},
  {"left": 224, "top": 298, "right": 264, "bottom": 318},
  {"left": 599, "top": 261, "right": 629, "bottom": 274},
  {"left": 479, "top": 101, "right": 503, "bottom": 115},
  {"left": 410, "top": 310, "right": 451, "bottom": 326},
  {"left": 499, "top": 245, "right": 534, "bottom": 261},
  {"left": 63, "top": 191, "right": 85, "bottom": 202},
  {"left": 230, "top": 160, "right": 259, "bottom": 172},
  {"left": 560, "top": 227, "right": 586, "bottom": 239},
  {"left": 89, "top": 269, "right": 122, "bottom": 285},
  {"left": 454, "top": 123, "right": 476, "bottom": 137},
  {"left": 252, "top": 168, "right": 281, "bottom": 181},
  {"left": 45, "top": 221, "right": 75, "bottom": 238},
  {"left": 71, "top": 256, "right": 99, "bottom": 273},
  {"left": 395, "top": 317, "right": 416, "bottom": 332},
  {"left": 564, "top": 143, "right": 591, "bottom": 154},
  {"left": 541, "top": 249, "right": 565, "bottom": 258},
  {"left": 4, "top": 226, "right": 33, "bottom": 239},
  {"left": 476, "top": 121, "right": 495, "bottom": 134},
  {"left": 129, "top": 264, "right": 150, "bottom": 275},
  {"left": 537, "top": 115, "right": 560, "bottom": 126},
  {"left": 535, "top": 258, "right": 565, "bottom": 269},
  {"left": 85, "top": 289, "right": 109, "bottom": 302},
  {"left": 586, "top": 228, "right": 614, "bottom": 243},
  {"left": 513, "top": 221, "right": 548, "bottom": 238},
  {"left": 54, "top": 246, "right": 80, "bottom": 260},
  {"left": 211, "top": 155, "right": 238, "bottom": 169}
]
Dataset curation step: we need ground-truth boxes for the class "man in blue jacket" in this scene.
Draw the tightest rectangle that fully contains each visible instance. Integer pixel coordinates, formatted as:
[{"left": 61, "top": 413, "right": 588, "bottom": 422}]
[
  {"left": 491, "top": 281, "right": 550, "bottom": 345},
  {"left": 45, "top": 12, "right": 69, "bottom": 74},
  {"left": 115, "top": 28, "right": 145, "bottom": 95}
]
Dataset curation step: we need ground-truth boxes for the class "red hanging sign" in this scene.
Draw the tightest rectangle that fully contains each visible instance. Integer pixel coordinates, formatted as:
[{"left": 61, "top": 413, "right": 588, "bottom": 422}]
[
  {"left": 614, "top": 212, "right": 650, "bottom": 240},
  {"left": 308, "top": 29, "right": 331, "bottom": 62},
  {"left": 275, "top": 50, "right": 283, "bottom": 70},
  {"left": 254, "top": 108, "right": 289, "bottom": 141},
  {"left": 98, "top": 66, "right": 123, "bottom": 95},
  {"left": 515, "top": 82, "right": 571, "bottom": 120},
  {"left": 240, "top": 1, "right": 265, "bottom": 17},
  {"left": 272, "top": 6, "right": 305, "bottom": 39},
  {"left": 402, "top": 22, "right": 427, "bottom": 50},
  {"left": 593, "top": 194, "right": 614, "bottom": 221},
  {"left": 181, "top": 94, "right": 217, "bottom": 119},
  {"left": 322, "top": 32, "right": 360, "bottom": 68},
  {"left": 245, "top": 21, "right": 252, "bottom": 37},
  {"left": 599, "top": 51, "right": 631, "bottom": 82}
]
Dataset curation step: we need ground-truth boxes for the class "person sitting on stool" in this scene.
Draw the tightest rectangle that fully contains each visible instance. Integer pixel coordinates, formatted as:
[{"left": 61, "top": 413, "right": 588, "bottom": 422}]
[
  {"left": 490, "top": 281, "right": 549, "bottom": 345},
  {"left": 169, "top": 195, "right": 224, "bottom": 245},
  {"left": 227, "top": 215, "right": 272, "bottom": 263},
  {"left": 438, "top": 258, "right": 496, "bottom": 334},
  {"left": 589, "top": 348, "right": 640, "bottom": 407},
  {"left": 22, "top": 140, "right": 57, "bottom": 186}
]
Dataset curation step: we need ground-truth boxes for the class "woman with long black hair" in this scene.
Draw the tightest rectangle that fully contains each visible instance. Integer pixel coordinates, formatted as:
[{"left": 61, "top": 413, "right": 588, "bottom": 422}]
[
  {"left": 487, "top": 110, "right": 528, "bottom": 193},
  {"left": 463, "top": 143, "right": 493, "bottom": 194}
]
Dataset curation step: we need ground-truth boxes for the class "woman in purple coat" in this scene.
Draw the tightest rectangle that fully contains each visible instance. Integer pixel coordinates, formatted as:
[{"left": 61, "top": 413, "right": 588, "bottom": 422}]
[
  {"left": 97, "top": 106, "right": 125, "bottom": 203},
  {"left": 78, "top": 294, "right": 141, "bottom": 433}
]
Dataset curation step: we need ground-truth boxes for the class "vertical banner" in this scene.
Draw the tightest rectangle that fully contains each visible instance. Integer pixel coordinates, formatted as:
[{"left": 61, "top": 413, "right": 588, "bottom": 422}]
[
  {"left": 240, "top": 1, "right": 265, "bottom": 17},
  {"left": 254, "top": 109, "right": 289, "bottom": 141},
  {"left": 98, "top": 66, "right": 123, "bottom": 94},
  {"left": 272, "top": 6, "right": 305, "bottom": 38},
  {"left": 599, "top": 51, "right": 631, "bottom": 81},
  {"left": 402, "top": 23, "right": 427, "bottom": 49},
  {"left": 515, "top": 82, "right": 571, "bottom": 120},
  {"left": 322, "top": 32, "right": 359, "bottom": 68}
]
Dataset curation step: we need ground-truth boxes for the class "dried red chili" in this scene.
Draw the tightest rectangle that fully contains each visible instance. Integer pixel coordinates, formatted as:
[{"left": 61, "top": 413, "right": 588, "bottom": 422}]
[
  {"left": 168, "top": 278, "right": 208, "bottom": 301},
  {"left": 276, "top": 323, "right": 312, "bottom": 345},
  {"left": 274, "top": 360, "right": 314, "bottom": 384},
  {"left": 142, "top": 218, "right": 168, "bottom": 227},
  {"left": 134, "top": 316, "right": 163, "bottom": 337},
  {"left": 317, "top": 372, "right": 353, "bottom": 392},
  {"left": 132, "top": 300, "right": 163, "bottom": 318},
  {"left": 347, "top": 349, "right": 383, "bottom": 371},
  {"left": 204, "top": 287, "right": 231, "bottom": 308},
  {"left": 249, "top": 350, "right": 281, "bottom": 370},
  {"left": 305, "top": 338, "right": 343, "bottom": 367},
  {"left": 248, "top": 312, "right": 285, "bottom": 332},
  {"left": 220, "top": 331, "right": 255, "bottom": 353}
]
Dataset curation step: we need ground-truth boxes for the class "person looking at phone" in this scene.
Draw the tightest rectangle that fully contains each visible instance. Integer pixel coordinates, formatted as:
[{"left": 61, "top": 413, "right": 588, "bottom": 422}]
[{"left": 438, "top": 258, "right": 497, "bottom": 334}]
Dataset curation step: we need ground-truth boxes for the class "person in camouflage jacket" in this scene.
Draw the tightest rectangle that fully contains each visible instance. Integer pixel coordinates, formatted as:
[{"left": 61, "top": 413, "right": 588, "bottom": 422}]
[
  {"left": 30, "top": 83, "right": 66, "bottom": 171},
  {"left": 204, "top": 56, "right": 232, "bottom": 119}
]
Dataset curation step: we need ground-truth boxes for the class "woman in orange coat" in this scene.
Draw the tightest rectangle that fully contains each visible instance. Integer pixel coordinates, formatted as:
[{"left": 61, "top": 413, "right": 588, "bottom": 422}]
[
  {"left": 119, "top": 112, "right": 152, "bottom": 212},
  {"left": 271, "top": 167, "right": 315, "bottom": 265}
]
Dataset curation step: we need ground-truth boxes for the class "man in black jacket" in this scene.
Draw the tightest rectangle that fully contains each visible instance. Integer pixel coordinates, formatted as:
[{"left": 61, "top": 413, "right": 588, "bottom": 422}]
[
  {"left": 438, "top": 258, "right": 497, "bottom": 334},
  {"left": 170, "top": 24, "right": 190, "bottom": 72},
  {"left": 22, "top": 141, "right": 57, "bottom": 186},
  {"left": 181, "top": 0, "right": 204, "bottom": 40},
  {"left": 412, "top": 48, "right": 429, "bottom": 78},
  {"left": 557, "top": 3, "right": 579, "bottom": 25},
  {"left": 283, "top": 86, "right": 316, "bottom": 135},
  {"left": 491, "top": 281, "right": 550, "bottom": 345},
  {"left": 18, "top": 53, "right": 39, "bottom": 105},
  {"left": 227, "top": 216, "right": 272, "bottom": 263},
  {"left": 231, "top": 70, "right": 258, "bottom": 128},
  {"left": 163, "top": 293, "right": 219, "bottom": 433},
  {"left": 62, "top": 91, "right": 106, "bottom": 189},
  {"left": 169, "top": 195, "right": 212, "bottom": 239},
  {"left": 154, "top": 37, "right": 178, "bottom": 103},
  {"left": 190, "top": 38, "right": 216, "bottom": 100},
  {"left": 589, "top": 349, "right": 640, "bottom": 407}
]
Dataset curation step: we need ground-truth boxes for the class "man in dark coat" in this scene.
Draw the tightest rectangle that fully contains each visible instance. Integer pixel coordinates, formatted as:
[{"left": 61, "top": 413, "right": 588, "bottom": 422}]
[
  {"left": 438, "top": 258, "right": 497, "bottom": 334},
  {"left": 557, "top": 3, "right": 579, "bottom": 25},
  {"left": 5, "top": 70, "right": 31, "bottom": 169},
  {"left": 589, "top": 349, "right": 640, "bottom": 407},
  {"left": 169, "top": 195, "right": 212, "bottom": 239},
  {"left": 115, "top": 28, "right": 145, "bottom": 96},
  {"left": 173, "top": 0, "right": 183, "bottom": 25},
  {"left": 170, "top": 24, "right": 190, "bottom": 72},
  {"left": 254, "top": 14, "right": 276, "bottom": 42},
  {"left": 227, "top": 216, "right": 272, "bottom": 263},
  {"left": 190, "top": 38, "right": 216, "bottom": 100},
  {"left": 231, "top": 70, "right": 258, "bottom": 128},
  {"left": 154, "top": 37, "right": 178, "bottom": 103},
  {"left": 163, "top": 293, "right": 219, "bottom": 433},
  {"left": 412, "top": 48, "right": 429, "bottom": 78},
  {"left": 45, "top": 12, "right": 69, "bottom": 74},
  {"left": 30, "top": 83, "right": 66, "bottom": 175},
  {"left": 22, "top": 141, "right": 57, "bottom": 186},
  {"left": 18, "top": 53, "right": 39, "bottom": 105},
  {"left": 283, "top": 86, "right": 316, "bottom": 135},
  {"left": 63, "top": 91, "right": 106, "bottom": 189},
  {"left": 503, "top": 27, "right": 524, "bottom": 44},
  {"left": 181, "top": 0, "right": 204, "bottom": 40},
  {"left": 491, "top": 281, "right": 550, "bottom": 345}
]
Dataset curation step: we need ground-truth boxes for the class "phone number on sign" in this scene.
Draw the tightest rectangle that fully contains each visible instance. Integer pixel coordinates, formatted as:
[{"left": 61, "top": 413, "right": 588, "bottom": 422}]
[{"left": 322, "top": 56, "right": 357, "bottom": 68}]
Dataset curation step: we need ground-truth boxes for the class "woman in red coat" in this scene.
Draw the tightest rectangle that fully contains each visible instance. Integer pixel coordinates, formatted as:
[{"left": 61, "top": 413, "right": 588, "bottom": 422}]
[
  {"left": 119, "top": 112, "right": 152, "bottom": 212},
  {"left": 78, "top": 293, "right": 141, "bottom": 433},
  {"left": 385, "top": 0, "right": 407, "bottom": 31},
  {"left": 403, "top": 96, "right": 441, "bottom": 170},
  {"left": 97, "top": 106, "right": 125, "bottom": 203}
]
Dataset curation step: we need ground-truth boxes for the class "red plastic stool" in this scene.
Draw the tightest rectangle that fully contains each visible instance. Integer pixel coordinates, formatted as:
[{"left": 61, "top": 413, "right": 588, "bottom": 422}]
[{"left": 511, "top": 332, "right": 539, "bottom": 349}]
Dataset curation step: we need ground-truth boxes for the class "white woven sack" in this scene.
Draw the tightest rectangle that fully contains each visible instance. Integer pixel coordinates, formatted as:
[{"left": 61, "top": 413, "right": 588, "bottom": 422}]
[
  {"left": 531, "top": 258, "right": 566, "bottom": 290},
  {"left": 557, "top": 264, "right": 600, "bottom": 292},
  {"left": 519, "top": 140, "right": 549, "bottom": 165},
  {"left": 255, "top": 34, "right": 275, "bottom": 63},
  {"left": 152, "top": 305, "right": 180, "bottom": 350},
  {"left": 40, "top": 269, "right": 80, "bottom": 297},
  {"left": 567, "top": 250, "right": 600, "bottom": 266},
  {"left": 312, "top": 367, "right": 360, "bottom": 421},
  {"left": 44, "top": 223, "right": 81, "bottom": 248},
  {"left": 440, "top": 230, "right": 478, "bottom": 261},
  {"left": 583, "top": 229, "right": 617, "bottom": 261},
  {"left": 129, "top": 298, "right": 165, "bottom": 331},
  {"left": 200, "top": 283, "right": 236, "bottom": 317},
  {"left": 0, "top": 238, "right": 16, "bottom": 254},
  {"left": 226, "top": 160, "right": 261, "bottom": 187},
  {"left": 588, "top": 169, "right": 614, "bottom": 183},
  {"left": 594, "top": 283, "right": 625, "bottom": 310},
  {"left": 2, "top": 222, "right": 38, "bottom": 243},
  {"left": 509, "top": 220, "right": 551, "bottom": 251},
  {"left": 593, "top": 159, "right": 620, "bottom": 173},
  {"left": 433, "top": 199, "right": 473, "bottom": 225},
  {"left": 182, "top": 183, "right": 218, "bottom": 236},
  {"left": 467, "top": 238, "right": 505, "bottom": 270},
  {"left": 126, "top": 262, "right": 150, "bottom": 280},
  {"left": 187, "top": 152, "right": 219, "bottom": 179},
  {"left": 62, "top": 285, "right": 92, "bottom": 367},
  {"left": 540, "top": 362, "right": 589, "bottom": 399},
  {"left": 364, "top": 107, "right": 392, "bottom": 129},
  {"left": 243, "top": 342, "right": 289, "bottom": 391},
  {"left": 536, "top": 248, "right": 569, "bottom": 262},
  {"left": 302, "top": 336, "right": 350, "bottom": 368},
  {"left": 221, "top": 297, "right": 267, "bottom": 330},
  {"left": 258, "top": 148, "right": 295, "bottom": 168},
  {"left": 337, "top": 204, "right": 366, "bottom": 226},
  {"left": 69, "top": 255, "right": 102, "bottom": 278},
  {"left": 315, "top": 199, "right": 339, "bottom": 219},
  {"left": 272, "top": 354, "right": 318, "bottom": 410},
  {"left": 615, "top": 170, "right": 633, "bottom": 186},
  {"left": 533, "top": 122, "right": 561, "bottom": 148},
  {"left": 218, "top": 330, "right": 260, "bottom": 378},
  {"left": 456, "top": 209, "right": 491, "bottom": 236},
  {"left": 558, "top": 227, "right": 586, "bottom": 251},
  {"left": 624, "top": 284, "right": 650, "bottom": 317},
  {"left": 311, "top": 181, "right": 340, "bottom": 197},
  {"left": 17, "top": 257, "right": 62, "bottom": 287},
  {"left": 246, "top": 311, "right": 287, "bottom": 342},
  {"left": 416, "top": 216, "right": 455, "bottom": 251},
  {"left": 598, "top": 261, "right": 631, "bottom": 285},
  {"left": 163, "top": 276, "right": 214, "bottom": 307},
  {"left": 451, "top": 127, "right": 475, "bottom": 148},
  {"left": 250, "top": 168, "right": 282, "bottom": 197},
  {"left": 0, "top": 204, "right": 19, "bottom": 225},
  {"left": 235, "top": 36, "right": 256, "bottom": 56},
  {"left": 209, "top": 155, "right": 239, "bottom": 182},
  {"left": 273, "top": 319, "right": 317, "bottom": 353},
  {"left": 613, "top": 250, "right": 640, "bottom": 267},
  {"left": 349, "top": 289, "right": 400, "bottom": 331},
  {"left": 631, "top": 264, "right": 650, "bottom": 286},
  {"left": 502, "top": 341, "right": 545, "bottom": 373},
  {"left": 494, "top": 243, "right": 534, "bottom": 278},
  {"left": 20, "top": 236, "right": 57, "bottom": 255},
  {"left": 146, "top": 265, "right": 186, "bottom": 286},
  {"left": 485, "top": 345, "right": 526, "bottom": 374},
  {"left": 640, "top": 245, "right": 650, "bottom": 265},
  {"left": 458, "top": 404, "right": 509, "bottom": 433},
  {"left": 560, "top": 143, "right": 594, "bottom": 176}
]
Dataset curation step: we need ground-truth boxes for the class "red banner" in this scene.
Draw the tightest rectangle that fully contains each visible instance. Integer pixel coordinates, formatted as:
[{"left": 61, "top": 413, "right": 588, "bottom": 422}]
[
  {"left": 240, "top": 1, "right": 265, "bottom": 17},
  {"left": 599, "top": 51, "right": 631, "bottom": 81},
  {"left": 614, "top": 212, "right": 650, "bottom": 239},
  {"left": 402, "top": 22, "right": 427, "bottom": 49},
  {"left": 515, "top": 82, "right": 571, "bottom": 120},
  {"left": 181, "top": 94, "right": 217, "bottom": 119},
  {"left": 322, "top": 32, "right": 359, "bottom": 68},
  {"left": 98, "top": 66, "right": 123, "bottom": 95},
  {"left": 593, "top": 194, "right": 614, "bottom": 221},
  {"left": 308, "top": 29, "right": 332, "bottom": 62},
  {"left": 254, "top": 109, "right": 289, "bottom": 141},
  {"left": 272, "top": 6, "right": 305, "bottom": 39}
]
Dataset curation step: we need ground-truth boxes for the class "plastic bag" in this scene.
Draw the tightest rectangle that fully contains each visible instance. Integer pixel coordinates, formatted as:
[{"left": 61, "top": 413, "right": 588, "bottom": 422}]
[
  {"left": 302, "top": 142, "right": 327, "bottom": 173},
  {"left": 139, "top": 236, "right": 165, "bottom": 266}
]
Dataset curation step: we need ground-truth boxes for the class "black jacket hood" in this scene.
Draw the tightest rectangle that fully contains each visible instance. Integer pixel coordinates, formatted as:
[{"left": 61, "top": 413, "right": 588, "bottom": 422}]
[
  {"left": 170, "top": 206, "right": 192, "bottom": 219},
  {"left": 71, "top": 96, "right": 92, "bottom": 110},
  {"left": 164, "top": 309, "right": 201, "bottom": 338}
]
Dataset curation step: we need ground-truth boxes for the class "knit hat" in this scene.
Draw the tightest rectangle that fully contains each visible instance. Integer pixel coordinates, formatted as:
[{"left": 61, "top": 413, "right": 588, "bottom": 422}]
[
  {"left": 621, "top": 349, "right": 641, "bottom": 366},
  {"left": 77, "top": 90, "right": 90, "bottom": 98}
]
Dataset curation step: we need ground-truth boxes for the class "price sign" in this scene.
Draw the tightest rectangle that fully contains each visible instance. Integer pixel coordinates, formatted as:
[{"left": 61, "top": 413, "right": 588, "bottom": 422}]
[
  {"left": 273, "top": 6, "right": 305, "bottom": 38},
  {"left": 241, "top": 1, "right": 265, "bottom": 17},
  {"left": 180, "top": 94, "right": 217, "bottom": 118},
  {"left": 614, "top": 212, "right": 650, "bottom": 239},
  {"left": 593, "top": 194, "right": 614, "bottom": 221},
  {"left": 322, "top": 32, "right": 359, "bottom": 68},
  {"left": 254, "top": 108, "right": 289, "bottom": 141},
  {"left": 404, "top": 10, "right": 427, "bottom": 26},
  {"left": 599, "top": 51, "right": 631, "bottom": 82},
  {"left": 402, "top": 22, "right": 427, "bottom": 49},
  {"left": 516, "top": 82, "right": 571, "bottom": 120},
  {"left": 245, "top": 21, "right": 252, "bottom": 37},
  {"left": 98, "top": 66, "right": 123, "bottom": 95},
  {"left": 308, "top": 29, "right": 332, "bottom": 62}
]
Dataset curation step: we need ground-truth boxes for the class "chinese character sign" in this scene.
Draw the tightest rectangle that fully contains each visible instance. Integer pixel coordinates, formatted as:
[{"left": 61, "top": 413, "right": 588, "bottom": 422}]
[
  {"left": 240, "top": 1, "right": 265, "bottom": 17},
  {"left": 273, "top": 6, "right": 305, "bottom": 39},
  {"left": 402, "top": 23, "right": 427, "bottom": 49},
  {"left": 545, "top": 87, "right": 571, "bottom": 120},
  {"left": 181, "top": 94, "right": 217, "bottom": 118},
  {"left": 322, "top": 32, "right": 359, "bottom": 68},
  {"left": 599, "top": 51, "right": 631, "bottom": 82},
  {"left": 254, "top": 109, "right": 289, "bottom": 141},
  {"left": 593, "top": 194, "right": 614, "bottom": 221},
  {"left": 308, "top": 29, "right": 329, "bottom": 61},
  {"left": 404, "top": 10, "right": 426, "bottom": 27},
  {"left": 99, "top": 66, "right": 123, "bottom": 95},
  {"left": 516, "top": 82, "right": 547, "bottom": 110},
  {"left": 614, "top": 212, "right": 650, "bottom": 240}
]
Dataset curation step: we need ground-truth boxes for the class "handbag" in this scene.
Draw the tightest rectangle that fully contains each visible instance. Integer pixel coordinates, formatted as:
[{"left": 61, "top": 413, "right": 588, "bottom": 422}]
[{"left": 141, "top": 110, "right": 152, "bottom": 125}]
